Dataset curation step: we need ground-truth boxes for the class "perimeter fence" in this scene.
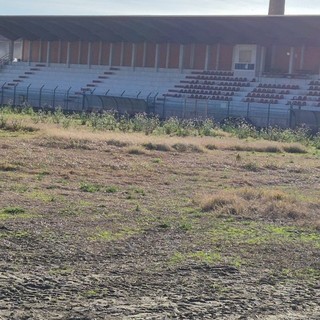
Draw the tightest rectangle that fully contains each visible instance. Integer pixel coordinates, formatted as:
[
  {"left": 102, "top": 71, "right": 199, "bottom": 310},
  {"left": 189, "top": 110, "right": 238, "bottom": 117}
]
[{"left": 0, "top": 84, "right": 319, "bottom": 131}]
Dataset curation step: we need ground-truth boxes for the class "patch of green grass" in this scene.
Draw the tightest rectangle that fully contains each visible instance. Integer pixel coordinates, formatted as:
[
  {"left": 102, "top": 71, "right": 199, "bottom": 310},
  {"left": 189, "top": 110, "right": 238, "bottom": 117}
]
[
  {"left": 91, "top": 227, "right": 139, "bottom": 241},
  {"left": 152, "top": 158, "right": 162, "bottom": 163},
  {"left": 105, "top": 185, "right": 118, "bottom": 193},
  {"left": 80, "top": 182, "right": 101, "bottom": 193},
  {"left": 281, "top": 267, "right": 320, "bottom": 281},
  {"left": 1, "top": 207, "right": 25, "bottom": 215},
  {"left": 179, "top": 222, "right": 193, "bottom": 231},
  {"left": 80, "top": 183, "right": 118, "bottom": 193},
  {"left": 0, "top": 230, "right": 30, "bottom": 239},
  {"left": 207, "top": 220, "right": 320, "bottom": 249},
  {"left": 26, "top": 191, "right": 55, "bottom": 202}
]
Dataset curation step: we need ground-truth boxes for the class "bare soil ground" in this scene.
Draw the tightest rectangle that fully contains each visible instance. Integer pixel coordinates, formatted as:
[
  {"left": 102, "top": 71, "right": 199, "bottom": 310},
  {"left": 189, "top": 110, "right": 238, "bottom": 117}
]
[{"left": 0, "top": 123, "right": 319, "bottom": 319}]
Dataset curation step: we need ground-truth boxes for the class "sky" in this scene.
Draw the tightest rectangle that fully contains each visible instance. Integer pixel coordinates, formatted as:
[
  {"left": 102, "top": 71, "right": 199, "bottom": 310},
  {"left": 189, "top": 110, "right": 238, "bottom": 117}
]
[{"left": 0, "top": 0, "right": 319, "bottom": 15}]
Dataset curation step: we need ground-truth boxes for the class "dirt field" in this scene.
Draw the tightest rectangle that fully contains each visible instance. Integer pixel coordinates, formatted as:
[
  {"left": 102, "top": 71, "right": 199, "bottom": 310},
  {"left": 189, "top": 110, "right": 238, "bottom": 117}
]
[{"left": 0, "top": 119, "right": 319, "bottom": 319}]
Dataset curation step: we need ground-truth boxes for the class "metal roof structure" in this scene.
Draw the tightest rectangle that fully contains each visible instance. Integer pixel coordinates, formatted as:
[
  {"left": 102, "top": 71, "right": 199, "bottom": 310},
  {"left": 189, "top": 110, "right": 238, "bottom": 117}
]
[{"left": 0, "top": 15, "right": 320, "bottom": 46}]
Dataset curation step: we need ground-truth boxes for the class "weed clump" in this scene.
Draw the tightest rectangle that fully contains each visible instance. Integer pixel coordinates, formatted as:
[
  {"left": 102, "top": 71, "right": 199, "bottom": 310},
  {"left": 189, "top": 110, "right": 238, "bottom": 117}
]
[
  {"left": 143, "top": 142, "right": 171, "bottom": 152},
  {"left": 197, "top": 188, "right": 313, "bottom": 225}
]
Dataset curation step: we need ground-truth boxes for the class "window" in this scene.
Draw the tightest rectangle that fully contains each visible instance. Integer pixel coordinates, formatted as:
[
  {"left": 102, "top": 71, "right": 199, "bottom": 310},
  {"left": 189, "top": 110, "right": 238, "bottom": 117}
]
[{"left": 239, "top": 49, "right": 252, "bottom": 64}]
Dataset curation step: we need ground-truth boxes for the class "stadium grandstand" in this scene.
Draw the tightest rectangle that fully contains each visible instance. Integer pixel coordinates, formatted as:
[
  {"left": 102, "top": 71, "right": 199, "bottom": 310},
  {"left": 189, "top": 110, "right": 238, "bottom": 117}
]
[{"left": 0, "top": 0, "right": 320, "bottom": 129}]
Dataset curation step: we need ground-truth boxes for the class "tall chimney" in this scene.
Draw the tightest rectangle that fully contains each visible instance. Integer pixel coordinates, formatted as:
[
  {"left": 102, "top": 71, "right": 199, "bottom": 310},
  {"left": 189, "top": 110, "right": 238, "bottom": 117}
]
[{"left": 268, "top": 0, "right": 285, "bottom": 15}]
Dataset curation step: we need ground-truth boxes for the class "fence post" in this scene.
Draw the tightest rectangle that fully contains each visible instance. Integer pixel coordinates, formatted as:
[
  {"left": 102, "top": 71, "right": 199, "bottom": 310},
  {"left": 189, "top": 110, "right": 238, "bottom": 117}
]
[
  {"left": 267, "top": 103, "right": 271, "bottom": 128},
  {"left": 162, "top": 96, "right": 166, "bottom": 119},
  {"left": 82, "top": 93, "right": 86, "bottom": 112},
  {"left": 26, "top": 84, "right": 31, "bottom": 104},
  {"left": 205, "top": 98, "right": 208, "bottom": 119},
  {"left": 66, "top": 87, "right": 71, "bottom": 111},
  {"left": 227, "top": 101, "right": 230, "bottom": 118},
  {"left": 194, "top": 99, "right": 197, "bottom": 118},
  {"left": 13, "top": 84, "right": 17, "bottom": 106},
  {"left": 53, "top": 86, "right": 58, "bottom": 109},
  {"left": 289, "top": 106, "right": 294, "bottom": 129},
  {"left": 183, "top": 98, "right": 186, "bottom": 119},
  {"left": 1, "top": 83, "right": 6, "bottom": 105},
  {"left": 39, "top": 85, "right": 44, "bottom": 109},
  {"left": 246, "top": 102, "right": 250, "bottom": 119}
]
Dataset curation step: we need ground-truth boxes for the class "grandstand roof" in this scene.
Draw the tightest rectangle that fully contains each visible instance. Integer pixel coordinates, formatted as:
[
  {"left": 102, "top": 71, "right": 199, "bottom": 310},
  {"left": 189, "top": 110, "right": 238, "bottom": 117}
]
[{"left": 0, "top": 15, "right": 320, "bottom": 46}]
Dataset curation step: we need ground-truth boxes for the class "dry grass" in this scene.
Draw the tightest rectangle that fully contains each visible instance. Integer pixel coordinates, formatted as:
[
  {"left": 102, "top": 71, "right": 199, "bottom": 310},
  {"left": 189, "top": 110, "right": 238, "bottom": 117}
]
[
  {"left": 197, "top": 188, "right": 318, "bottom": 228},
  {"left": 1, "top": 114, "right": 320, "bottom": 319}
]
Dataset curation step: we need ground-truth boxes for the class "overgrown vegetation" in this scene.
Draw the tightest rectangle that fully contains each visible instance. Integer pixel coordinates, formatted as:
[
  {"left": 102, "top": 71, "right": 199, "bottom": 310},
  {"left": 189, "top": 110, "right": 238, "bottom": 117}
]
[{"left": 1, "top": 106, "right": 319, "bottom": 149}]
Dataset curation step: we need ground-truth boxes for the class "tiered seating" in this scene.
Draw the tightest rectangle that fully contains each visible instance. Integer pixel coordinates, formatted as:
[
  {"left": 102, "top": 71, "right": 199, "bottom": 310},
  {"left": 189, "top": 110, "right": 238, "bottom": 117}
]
[
  {"left": 164, "top": 70, "right": 251, "bottom": 101},
  {"left": 0, "top": 63, "right": 188, "bottom": 101},
  {"left": 244, "top": 83, "right": 299, "bottom": 105},
  {"left": 295, "top": 80, "right": 320, "bottom": 107}
]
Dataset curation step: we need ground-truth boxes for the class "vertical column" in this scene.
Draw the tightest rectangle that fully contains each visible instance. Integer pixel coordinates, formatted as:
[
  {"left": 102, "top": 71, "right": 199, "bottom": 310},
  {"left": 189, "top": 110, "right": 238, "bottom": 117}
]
[
  {"left": 205, "top": 45, "right": 210, "bottom": 71},
  {"left": 300, "top": 45, "right": 305, "bottom": 70},
  {"left": 190, "top": 44, "right": 195, "bottom": 69},
  {"left": 28, "top": 41, "right": 32, "bottom": 65},
  {"left": 87, "top": 41, "right": 92, "bottom": 68},
  {"left": 78, "top": 41, "right": 82, "bottom": 65},
  {"left": 131, "top": 43, "right": 136, "bottom": 70},
  {"left": 259, "top": 46, "right": 266, "bottom": 76},
  {"left": 58, "top": 40, "right": 62, "bottom": 64},
  {"left": 8, "top": 40, "right": 14, "bottom": 61},
  {"left": 271, "top": 45, "right": 276, "bottom": 70},
  {"left": 38, "top": 40, "right": 42, "bottom": 62},
  {"left": 155, "top": 44, "right": 159, "bottom": 71},
  {"left": 216, "top": 43, "right": 220, "bottom": 70},
  {"left": 165, "top": 43, "right": 170, "bottom": 69},
  {"left": 288, "top": 46, "right": 294, "bottom": 74},
  {"left": 109, "top": 43, "right": 113, "bottom": 66},
  {"left": 179, "top": 44, "right": 184, "bottom": 72},
  {"left": 98, "top": 41, "right": 102, "bottom": 66},
  {"left": 46, "top": 41, "right": 51, "bottom": 66},
  {"left": 143, "top": 42, "right": 147, "bottom": 68},
  {"left": 120, "top": 42, "right": 124, "bottom": 66},
  {"left": 66, "top": 42, "right": 71, "bottom": 67}
]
